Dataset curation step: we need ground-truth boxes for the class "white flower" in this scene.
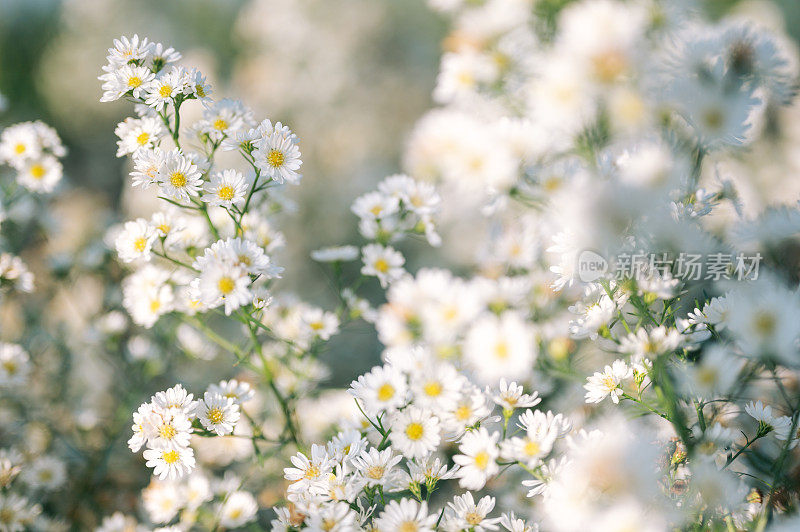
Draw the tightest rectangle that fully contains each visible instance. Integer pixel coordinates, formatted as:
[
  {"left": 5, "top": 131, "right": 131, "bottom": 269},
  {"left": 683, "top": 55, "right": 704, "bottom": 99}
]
[
  {"left": 310, "top": 245, "right": 359, "bottom": 263},
  {"left": 144, "top": 67, "right": 189, "bottom": 111},
  {"left": 499, "top": 512, "right": 538, "bottom": 532},
  {"left": 253, "top": 120, "right": 302, "bottom": 184},
  {"left": 361, "top": 244, "right": 405, "bottom": 288},
  {"left": 142, "top": 446, "right": 195, "bottom": 480},
  {"left": 618, "top": 326, "right": 682, "bottom": 358},
  {"left": 584, "top": 360, "right": 632, "bottom": 404},
  {"left": 16, "top": 155, "right": 62, "bottom": 193},
  {"left": 144, "top": 408, "right": 193, "bottom": 450},
  {"left": 115, "top": 218, "right": 156, "bottom": 263},
  {"left": 202, "top": 169, "right": 248, "bottom": 208},
  {"left": 218, "top": 491, "right": 258, "bottom": 528},
  {"left": 129, "top": 403, "right": 152, "bottom": 452},
  {"left": 207, "top": 379, "right": 254, "bottom": 405},
  {"left": 115, "top": 116, "right": 166, "bottom": 156},
  {"left": 155, "top": 149, "right": 203, "bottom": 201},
  {"left": 283, "top": 444, "right": 334, "bottom": 494},
  {"left": 197, "top": 391, "right": 240, "bottom": 436},
  {"left": 0, "top": 254, "right": 34, "bottom": 293},
  {"left": 100, "top": 64, "right": 155, "bottom": 102},
  {"left": 389, "top": 406, "right": 441, "bottom": 459},
  {"left": 349, "top": 364, "right": 408, "bottom": 415},
  {"left": 151, "top": 384, "right": 197, "bottom": 415},
  {"left": 105, "top": 34, "right": 153, "bottom": 67},
  {"left": 0, "top": 343, "right": 31, "bottom": 386},
  {"left": 352, "top": 191, "right": 400, "bottom": 221},
  {"left": 130, "top": 147, "right": 165, "bottom": 189},
  {"left": 745, "top": 400, "right": 791, "bottom": 439},
  {"left": 499, "top": 429, "right": 555, "bottom": 469},
  {"left": 196, "top": 261, "right": 251, "bottom": 316},
  {"left": 453, "top": 428, "right": 499, "bottom": 490},
  {"left": 306, "top": 502, "right": 359, "bottom": 532},
  {"left": 352, "top": 447, "right": 403, "bottom": 487},
  {"left": 463, "top": 312, "right": 536, "bottom": 385},
  {"left": 517, "top": 409, "right": 573, "bottom": 441},
  {"left": 375, "top": 499, "right": 437, "bottom": 532},
  {"left": 301, "top": 308, "right": 340, "bottom": 341},
  {"left": 443, "top": 492, "right": 501, "bottom": 532},
  {"left": 409, "top": 362, "right": 464, "bottom": 412},
  {"left": 490, "top": 379, "right": 541, "bottom": 411},
  {"left": 20, "top": 455, "right": 66, "bottom": 491}
]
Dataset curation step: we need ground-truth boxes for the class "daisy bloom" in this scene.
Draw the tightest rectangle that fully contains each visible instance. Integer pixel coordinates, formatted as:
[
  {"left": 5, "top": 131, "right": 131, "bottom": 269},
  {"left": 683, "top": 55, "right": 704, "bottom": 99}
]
[
  {"left": 389, "top": 406, "right": 441, "bottom": 459},
  {"left": 283, "top": 444, "right": 334, "bottom": 494},
  {"left": 196, "top": 262, "right": 251, "bottom": 315},
  {"left": 349, "top": 364, "right": 408, "bottom": 416},
  {"left": 352, "top": 447, "right": 403, "bottom": 488},
  {"left": 16, "top": 156, "right": 62, "bottom": 193},
  {"left": 218, "top": 491, "right": 258, "bottom": 528},
  {"left": 115, "top": 116, "right": 166, "bottom": 156},
  {"left": 207, "top": 379, "right": 254, "bottom": 405},
  {"left": 142, "top": 445, "right": 195, "bottom": 480},
  {"left": 0, "top": 343, "right": 31, "bottom": 386},
  {"left": 115, "top": 218, "right": 156, "bottom": 263},
  {"left": 155, "top": 149, "right": 203, "bottom": 201},
  {"left": 584, "top": 359, "right": 632, "bottom": 404},
  {"left": 374, "top": 499, "right": 437, "bottom": 532},
  {"left": 361, "top": 244, "right": 405, "bottom": 288},
  {"left": 491, "top": 379, "right": 541, "bottom": 412},
  {"left": 202, "top": 169, "right": 248, "bottom": 207},
  {"left": 253, "top": 120, "right": 302, "bottom": 184},
  {"left": 197, "top": 391, "right": 240, "bottom": 436},
  {"left": 453, "top": 428, "right": 500, "bottom": 490},
  {"left": 444, "top": 492, "right": 501, "bottom": 532}
]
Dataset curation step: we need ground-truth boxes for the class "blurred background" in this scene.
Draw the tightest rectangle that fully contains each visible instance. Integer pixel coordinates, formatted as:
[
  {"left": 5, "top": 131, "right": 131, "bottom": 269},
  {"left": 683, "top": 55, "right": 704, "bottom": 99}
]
[{"left": 1, "top": 0, "right": 800, "bottom": 527}]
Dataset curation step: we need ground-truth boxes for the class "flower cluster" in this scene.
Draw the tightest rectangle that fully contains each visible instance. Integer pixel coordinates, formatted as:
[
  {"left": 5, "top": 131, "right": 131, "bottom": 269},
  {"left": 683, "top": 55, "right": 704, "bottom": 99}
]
[{"left": 0, "top": 120, "right": 66, "bottom": 194}]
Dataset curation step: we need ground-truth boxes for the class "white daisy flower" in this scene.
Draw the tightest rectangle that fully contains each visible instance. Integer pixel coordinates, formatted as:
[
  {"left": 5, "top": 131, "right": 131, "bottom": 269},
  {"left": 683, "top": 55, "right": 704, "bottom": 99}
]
[
  {"left": 253, "top": 120, "right": 302, "bottom": 184},
  {"left": 196, "top": 261, "right": 251, "bottom": 316},
  {"left": 443, "top": 492, "right": 501, "bottom": 532},
  {"left": 16, "top": 155, "right": 62, "bottom": 193},
  {"left": 142, "top": 446, "right": 195, "bottom": 480},
  {"left": 105, "top": 34, "right": 153, "bottom": 67},
  {"left": 584, "top": 359, "right": 632, "bottom": 404},
  {"left": 130, "top": 147, "right": 165, "bottom": 189},
  {"left": 0, "top": 343, "right": 30, "bottom": 386},
  {"left": 155, "top": 149, "right": 203, "bottom": 201},
  {"left": 115, "top": 218, "right": 156, "bottom": 263},
  {"left": 389, "top": 406, "right": 441, "bottom": 459},
  {"left": 218, "top": 491, "right": 258, "bottom": 528},
  {"left": 207, "top": 379, "right": 254, "bottom": 405},
  {"left": 144, "top": 67, "right": 189, "bottom": 111},
  {"left": 453, "top": 428, "right": 500, "bottom": 490},
  {"left": 374, "top": 499, "right": 437, "bottom": 532},
  {"left": 352, "top": 447, "right": 403, "bottom": 488},
  {"left": 151, "top": 384, "right": 197, "bottom": 415},
  {"left": 462, "top": 312, "right": 537, "bottom": 385},
  {"left": 283, "top": 444, "right": 334, "bottom": 494},
  {"left": 361, "top": 244, "right": 405, "bottom": 288},
  {"left": 143, "top": 409, "right": 193, "bottom": 450},
  {"left": 202, "top": 169, "right": 248, "bottom": 208},
  {"left": 490, "top": 379, "right": 541, "bottom": 411},
  {"left": 114, "top": 116, "right": 166, "bottom": 156},
  {"left": 349, "top": 364, "right": 408, "bottom": 416},
  {"left": 197, "top": 391, "right": 240, "bottom": 436},
  {"left": 100, "top": 64, "right": 155, "bottom": 102}
]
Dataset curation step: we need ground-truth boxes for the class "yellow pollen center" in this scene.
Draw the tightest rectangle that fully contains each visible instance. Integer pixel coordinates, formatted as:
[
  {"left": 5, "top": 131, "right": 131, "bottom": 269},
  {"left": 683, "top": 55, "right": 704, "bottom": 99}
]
[
  {"left": 399, "top": 523, "right": 418, "bottom": 532},
  {"left": 157, "top": 224, "right": 170, "bottom": 234},
  {"left": 159, "top": 424, "right": 177, "bottom": 440},
  {"left": 158, "top": 85, "right": 173, "bottom": 98},
  {"left": 370, "top": 205, "right": 383, "bottom": 216},
  {"left": 602, "top": 375, "right": 617, "bottom": 390},
  {"left": 169, "top": 171, "right": 187, "bottom": 188},
  {"left": 377, "top": 383, "right": 395, "bottom": 402},
  {"left": 304, "top": 465, "right": 320, "bottom": 479},
  {"left": 366, "top": 465, "right": 385, "bottom": 479},
  {"left": 134, "top": 237, "right": 148, "bottom": 252},
  {"left": 455, "top": 405, "right": 471, "bottom": 421},
  {"left": 13, "top": 143, "right": 25, "bottom": 154},
  {"left": 494, "top": 342, "right": 509, "bottom": 359},
  {"left": 474, "top": 451, "right": 490, "bottom": 470},
  {"left": 128, "top": 76, "right": 142, "bottom": 88},
  {"left": 150, "top": 299, "right": 161, "bottom": 313},
  {"left": 466, "top": 512, "right": 483, "bottom": 526},
  {"left": 405, "top": 422, "right": 424, "bottom": 441},
  {"left": 162, "top": 450, "right": 180, "bottom": 464},
  {"left": 29, "top": 164, "right": 46, "bottom": 179},
  {"left": 267, "top": 149, "right": 285, "bottom": 168},
  {"left": 524, "top": 440, "right": 541, "bottom": 456},
  {"left": 214, "top": 119, "right": 229, "bottom": 131},
  {"left": 424, "top": 382, "right": 442, "bottom": 397},
  {"left": 309, "top": 321, "right": 324, "bottom": 331},
  {"left": 206, "top": 407, "right": 224, "bottom": 424},
  {"left": 754, "top": 312, "right": 776, "bottom": 336},
  {"left": 136, "top": 132, "right": 150, "bottom": 145},
  {"left": 217, "top": 185, "right": 235, "bottom": 201},
  {"left": 196, "top": 86, "right": 206, "bottom": 97},
  {"left": 217, "top": 277, "right": 235, "bottom": 295},
  {"left": 374, "top": 258, "right": 389, "bottom": 273}
]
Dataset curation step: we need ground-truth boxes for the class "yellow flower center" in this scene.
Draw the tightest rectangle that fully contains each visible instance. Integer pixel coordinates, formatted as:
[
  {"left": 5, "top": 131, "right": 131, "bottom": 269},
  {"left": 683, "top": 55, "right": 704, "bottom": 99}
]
[
  {"left": 366, "top": 465, "right": 385, "bottom": 479},
  {"left": 405, "top": 422, "right": 424, "bottom": 441},
  {"left": 159, "top": 424, "right": 177, "bottom": 440},
  {"left": 423, "top": 381, "right": 442, "bottom": 397},
  {"left": 455, "top": 405, "right": 471, "bottom": 421},
  {"left": 137, "top": 132, "right": 150, "bottom": 145},
  {"left": 377, "top": 383, "right": 395, "bottom": 402},
  {"left": 309, "top": 321, "right": 324, "bottom": 331},
  {"left": 217, "top": 185, "right": 235, "bottom": 201},
  {"left": 370, "top": 205, "right": 383, "bottom": 216},
  {"left": 162, "top": 450, "right": 180, "bottom": 464},
  {"left": 150, "top": 299, "right": 161, "bottom": 313},
  {"left": 474, "top": 451, "right": 490, "bottom": 470},
  {"left": 304, "top": 465, "right": 320, "bottom": 480},
  {"left": 754, "top": 311, "right": 776, "bottom": 336},
  {"left": 214, "top": 118, "right": 228, "bottom": 131},
  {"left": 134, "top": 237, "right": 148, "bottom": 252},
  {"left": 13, "top": 143, "right": 25, "bottom": 154},
  {"left": 466, "top": 512, "right": 483, "bottom": 526},
  {"left": 267, "top": 149, "right": 285, "bottom": 168},
  {"left": 157, "top": 224, "right": 170, "bottom": 234},
  {"left": 196, "top": 86, "right": 206, "bottom": 97},
  {"left": 158, "top": 85, "right": 173, "bottom": 98},
  {"left": 374, "top": 258, "right": 389, "bottom": 273},
  {"left": 494, "top": 342, "right": 509, "bottom": 359},
  {"left": 602, "top": 375, "right": 617, "bottom": 390},
  {"left": 399, "top": 523, "right": 419, "bottom": 532},
  {"left": 206, "top": 406, "right": 224, "bottom": 424},
  {"left": 29, "top": 164, "right": 46, "bottom": 179},
  {"left": 128, "top": 76, "right": 142, "bottom": 88},
  {"left": 217, "top": 277, "right": 235, "bottom": 295},
  {"left": 169, "top": 171, "right": 187, "bottom": 188},
  {"left": 523, "top": 440, "right": 541, "bottom": 456}
]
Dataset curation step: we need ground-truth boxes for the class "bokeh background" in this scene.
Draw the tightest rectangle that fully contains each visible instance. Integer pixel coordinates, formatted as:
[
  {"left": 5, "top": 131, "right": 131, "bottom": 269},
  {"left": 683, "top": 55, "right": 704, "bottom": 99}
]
[{"left": 2, "top": 0, "right": 800, "bottom": 526}]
